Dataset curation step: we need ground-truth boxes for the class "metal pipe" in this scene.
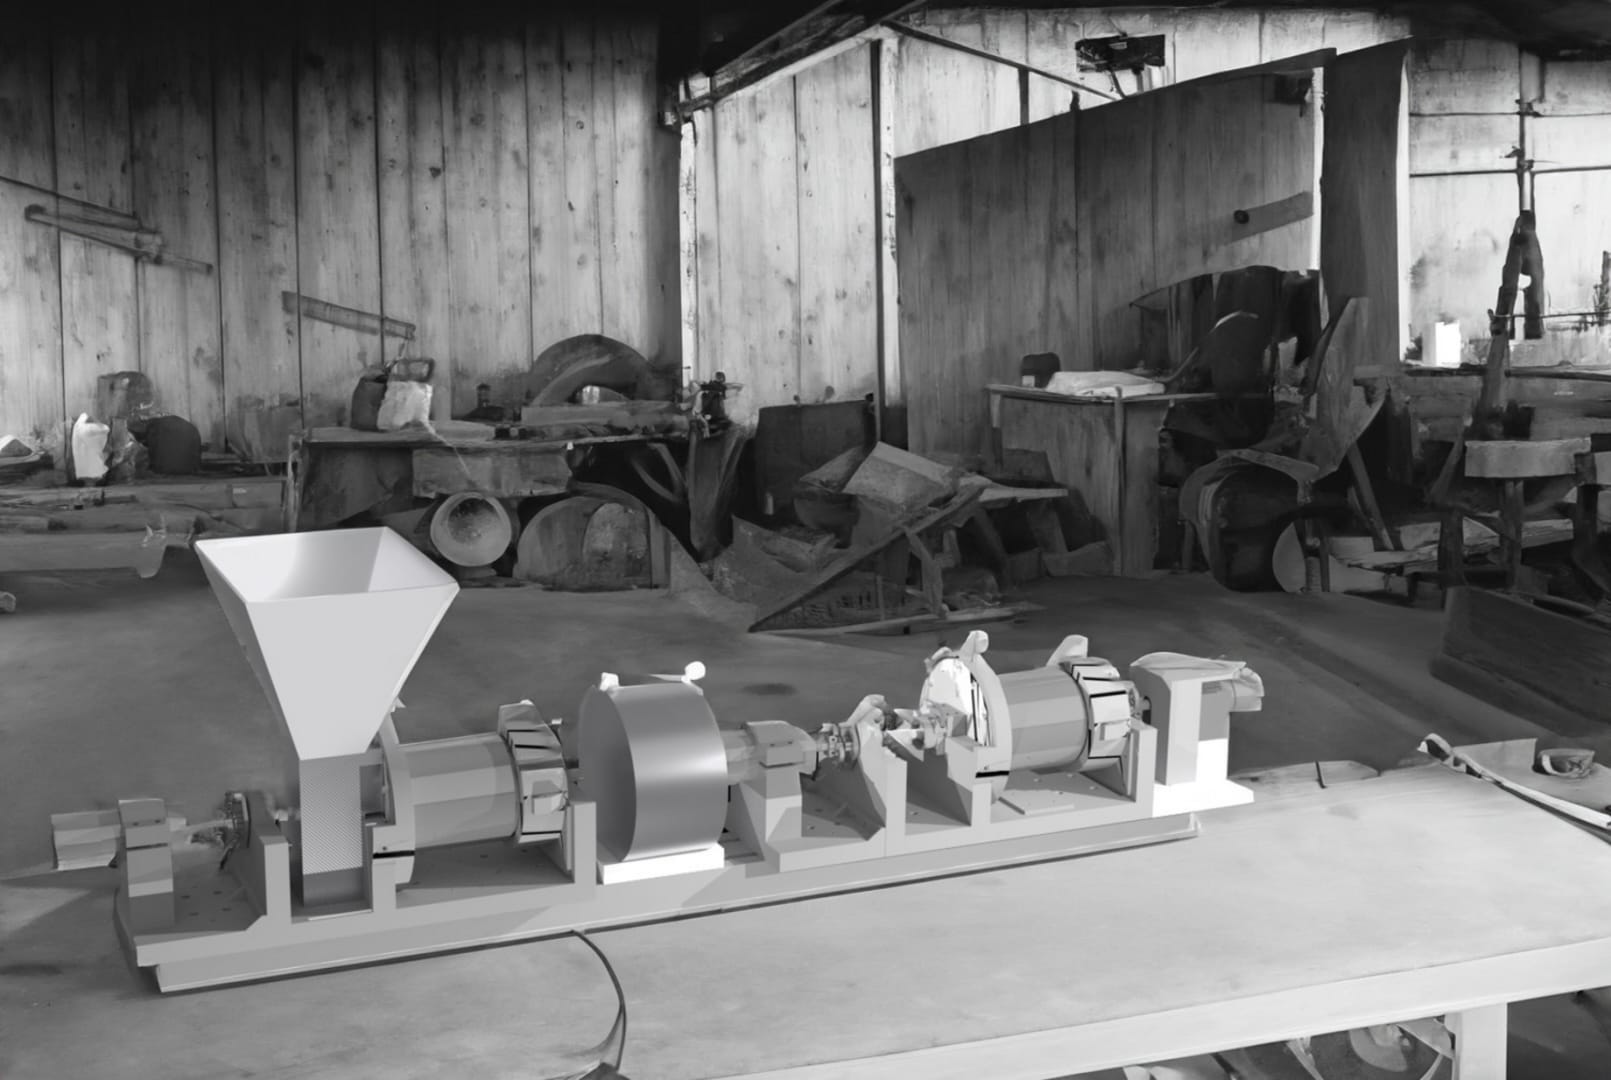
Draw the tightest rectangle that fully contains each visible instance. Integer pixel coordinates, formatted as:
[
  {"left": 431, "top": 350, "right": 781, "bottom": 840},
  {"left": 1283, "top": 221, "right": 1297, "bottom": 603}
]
[{"left": 1412, "top": 163, "right": 1611, "bottom": 179}]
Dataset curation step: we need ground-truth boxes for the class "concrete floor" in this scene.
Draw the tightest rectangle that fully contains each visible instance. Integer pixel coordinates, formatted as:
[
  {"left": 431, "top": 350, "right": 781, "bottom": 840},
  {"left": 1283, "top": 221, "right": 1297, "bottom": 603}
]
[{"left": 1, "top": 555, "right": 1607, "bottom": 1077}]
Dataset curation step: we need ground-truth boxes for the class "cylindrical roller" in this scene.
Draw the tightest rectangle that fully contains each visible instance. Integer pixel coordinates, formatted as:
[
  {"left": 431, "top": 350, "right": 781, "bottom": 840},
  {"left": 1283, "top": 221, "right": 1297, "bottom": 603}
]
[
  {"left": 998, "top": 668, "right": 1090, "bottom": 772},
  {"left": 429, "top": 492, "right": 512, "bottom": 567},
  {"left": 579, "top": 681, "right": 729, "bottom": 862},
  {"left": 399, "top": 733, "right": 520, "bottom": 849}
]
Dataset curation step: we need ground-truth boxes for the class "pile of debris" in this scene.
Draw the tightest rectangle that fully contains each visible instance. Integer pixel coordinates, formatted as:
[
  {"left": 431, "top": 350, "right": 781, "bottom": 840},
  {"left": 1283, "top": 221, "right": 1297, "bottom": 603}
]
[{"left": 701, "top": 442, "right": 1077, "bottom": 635}]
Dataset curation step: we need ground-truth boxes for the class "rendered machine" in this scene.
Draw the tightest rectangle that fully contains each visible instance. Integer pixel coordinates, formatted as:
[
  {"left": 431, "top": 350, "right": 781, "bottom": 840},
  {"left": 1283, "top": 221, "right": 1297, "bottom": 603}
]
[{"left": 51, "top": 528, "right": 1266, "bottom": 991}]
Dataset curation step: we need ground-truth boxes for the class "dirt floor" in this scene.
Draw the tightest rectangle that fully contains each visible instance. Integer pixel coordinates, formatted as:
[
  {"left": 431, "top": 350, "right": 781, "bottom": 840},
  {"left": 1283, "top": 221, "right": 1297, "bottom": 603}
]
[{"left": 1, "top": 554, "right": 1607, "bottom": 1078}]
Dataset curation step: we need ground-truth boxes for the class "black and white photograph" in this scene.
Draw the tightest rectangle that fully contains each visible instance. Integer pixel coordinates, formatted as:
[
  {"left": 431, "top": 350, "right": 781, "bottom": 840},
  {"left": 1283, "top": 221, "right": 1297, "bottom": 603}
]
[{"left": 4, "top": 2, "right": 1611, "bottom": 1077}]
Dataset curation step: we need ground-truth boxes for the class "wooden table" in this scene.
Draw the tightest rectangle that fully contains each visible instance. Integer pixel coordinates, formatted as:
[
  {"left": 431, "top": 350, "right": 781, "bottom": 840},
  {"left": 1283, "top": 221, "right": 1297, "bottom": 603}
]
[
  {"left": 987, "top": 386, "right": 1219, "bottom": 576},
  {"left": 8, "top": 766, "right": 1608, "bottom": 1079},
  {"left": 288, "top": 424, "right": 658, "bottom": 530},
  {"left": 0, "top": 476, "right": 285, "bottom": 608}
]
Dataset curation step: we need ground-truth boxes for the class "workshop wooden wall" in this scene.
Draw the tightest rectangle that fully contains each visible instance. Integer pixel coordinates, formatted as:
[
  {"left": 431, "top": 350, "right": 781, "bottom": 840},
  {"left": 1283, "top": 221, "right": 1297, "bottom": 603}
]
[
  {"left": 1409, "top": 40, "right": 1611, "bottom": 363},
  {"left": 895, "top": 63, "right": 1323, "bottom": 460},
  {"left": 685, "top": 7, "right": 1406, "bottom": 428},
  {"left": 0, "top": 6, "right": 677, "bottom": 460},
  {"left": 1320, "top": 41, "right": 1413, "bottom": 368}
]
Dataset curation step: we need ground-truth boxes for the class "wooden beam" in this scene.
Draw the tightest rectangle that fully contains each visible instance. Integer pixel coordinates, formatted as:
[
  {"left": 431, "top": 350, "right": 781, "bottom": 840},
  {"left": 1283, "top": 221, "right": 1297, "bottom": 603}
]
[
  {"left": 1229, "top": 191, "right": 1314, "bottom": 242},
  {"left": 676, "top": 0, "right": 924, "bottom": 118},
  {"left": 885, "top": 21, "right": 1119, "bottom": 102},
  {"left": 1578, "top": 450, "right": 1611, "bottom": 485},
  {"left": 678, "top": 118, "right": 699, "bottom": 389},
  {"left": 1465, "top": 437, "right": 1591, "bottom": 478},
  {"left": 678, "top": 27, "right": 892, "bottom": 116},
  {"left": 280, "top": 291, "right": 415, "bottom": 342},
  {"left": 717, "top": 2, "right": 846, "bottom": 73},
  {"left": 1436, "top": 586, "right": 1611, "bottom": 726},
  {"left": 874, "top": 35, "right": 900, "bottom": 423}
]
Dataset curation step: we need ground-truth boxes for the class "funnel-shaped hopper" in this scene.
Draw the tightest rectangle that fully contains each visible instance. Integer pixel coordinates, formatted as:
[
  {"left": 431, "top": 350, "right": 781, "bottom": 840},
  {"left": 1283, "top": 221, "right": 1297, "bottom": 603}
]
[{"left": 196, "top": 528, "right": 459, "bottom": 761}]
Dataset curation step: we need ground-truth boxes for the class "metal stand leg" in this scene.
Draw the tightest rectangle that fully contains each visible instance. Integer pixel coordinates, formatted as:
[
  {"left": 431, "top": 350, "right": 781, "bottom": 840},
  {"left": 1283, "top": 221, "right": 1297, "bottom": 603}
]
[{"left": 1448, "top": 1003, "right": 1508, "bottom": 1080}]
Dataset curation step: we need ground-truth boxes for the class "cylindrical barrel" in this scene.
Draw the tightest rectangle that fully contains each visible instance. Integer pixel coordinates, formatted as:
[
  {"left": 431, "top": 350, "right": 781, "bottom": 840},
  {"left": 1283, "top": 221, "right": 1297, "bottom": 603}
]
[
  {"left": 579, "top": 681, "right": 729, "bottom": 863},
  {"left": 429, "top": 492, "right": 513, "bottom": 567},
  {"left": 399, "top": 733, "right": 520, "bottom": 849},
  {"left": 999, "top": 668, "right": 1091, "bottom": 772}
]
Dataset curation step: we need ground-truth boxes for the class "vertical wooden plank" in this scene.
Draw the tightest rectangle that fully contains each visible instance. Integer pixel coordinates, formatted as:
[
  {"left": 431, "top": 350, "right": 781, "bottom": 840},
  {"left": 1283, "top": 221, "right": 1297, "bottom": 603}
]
[
  {"left": 713, "top": 80, "right": 800, "bottom": 426},
  {"left": 1170, "top": 10, "right": 1264, "bottom": 83},
  {"left": 130, "top": 25, "right": 225, "bottom": 448},
  {"left": 1023, "top": 12, "right": 1082, "bottom": 122},
  {"left": 1075, "top": 94, "right": 1157, "bottom": 369},
  {"left": 526, "top": 16, "right": 569, "bottom": 368},
  {"left": 598, "top": 17, "right": 663, "bottom": 365},
  {"left": 693, "top": 107, "right": 721, "bottom": 385},
  {"left": 0, "top": 15, "right": 64, "bottom": 452},
  {"left": 1323, "top": 43, "right": 1412, "bottom": 368},
  {"left": 215, "top": 13, "right": 302, "bottom": 460},
  {"left": 590, "top": 19, "right": 622, "bottom": 350},
  {"left": 444, "top": 11, "right": 531, "bottom": 410},
  {"left": 679, "top": 116, "right": 699, "bottom": 389},
  {"left": 648, "top": 78, "right": 682, "bottom": 385},
  {"left": 377, "top": 4, "right": 452, "bottom": 419},
  {"left": 295, "top": 4, "right": 383, "bottom": 427},
  {"left": 966, "top": 128, "right": 1035, "bottom": 460},
  {"left": 1121, "top": 400, "right": 1169, "bottom": 575},
  {"left": 894, "top": 13, "right": 1018, "bottom": 156},
  {"left": 1045, "top": 113, "right": 1081, "bottom": 367},
  {"left": 896, "top": 138, "right": 970, "bottom": 455},
  {"left": 876, "top": 37, "right": 901, "bottom": 419},
  {"left": 795, "top": 45, "right": 877, "bottom": 405},
  {"left": 53, "top": 19, "right": 140, "bottom": 422},
  {"left": 999, "top": 397, "right": 1122, "bottom": 561},
  {"left": 559, "top": 19, "right": 605, "bottom": 342},
  {"left": 1262, "top": 9, "right": 1407, "bottom": 65}
]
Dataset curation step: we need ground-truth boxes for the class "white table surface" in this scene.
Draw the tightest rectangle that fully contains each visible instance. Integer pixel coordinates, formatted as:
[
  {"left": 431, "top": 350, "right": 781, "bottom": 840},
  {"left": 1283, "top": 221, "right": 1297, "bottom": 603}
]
[{"left": 5, "top": 766, "right": 1611, "bottom": 1080}]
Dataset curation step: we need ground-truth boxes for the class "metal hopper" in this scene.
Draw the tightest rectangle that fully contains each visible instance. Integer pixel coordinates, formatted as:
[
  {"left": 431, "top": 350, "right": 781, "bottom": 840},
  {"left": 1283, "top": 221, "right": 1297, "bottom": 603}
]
[
  {"left": 195, "top": 527, "right": 459, "bottom": 761},
  {"left": 195, "top": 528, "right": 458, "bottom": 905}
]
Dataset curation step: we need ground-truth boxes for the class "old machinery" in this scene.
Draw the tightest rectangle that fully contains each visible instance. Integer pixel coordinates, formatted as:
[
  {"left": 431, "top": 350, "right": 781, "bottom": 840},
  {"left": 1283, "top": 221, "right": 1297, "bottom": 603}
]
[{"left": 48, "top": 529, "right": 1266, "bottom": 991}]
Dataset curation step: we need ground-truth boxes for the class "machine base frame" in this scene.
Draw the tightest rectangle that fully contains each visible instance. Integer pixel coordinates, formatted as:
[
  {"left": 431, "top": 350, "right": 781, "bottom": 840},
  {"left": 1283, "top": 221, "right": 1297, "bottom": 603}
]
[{"left": 122, "top": 809, "right": 1198, "bottom": 992}]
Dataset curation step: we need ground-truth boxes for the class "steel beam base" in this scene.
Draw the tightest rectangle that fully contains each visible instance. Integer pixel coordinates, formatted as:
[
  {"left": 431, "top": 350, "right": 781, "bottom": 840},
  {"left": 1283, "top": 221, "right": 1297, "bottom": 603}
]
[{"left": 120, "top": 807, "right": 1198, "bottom": 992}]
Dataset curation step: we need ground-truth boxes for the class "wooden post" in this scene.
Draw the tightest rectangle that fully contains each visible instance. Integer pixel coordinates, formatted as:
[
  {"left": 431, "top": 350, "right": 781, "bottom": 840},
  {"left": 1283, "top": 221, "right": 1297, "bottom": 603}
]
[
  {"left": 1112, "top": 395, "right": 1127, "bottom": 575},
  {"left": 678, "top": 116, "right": 700, "bottom": 392},
  {"left": 1439, "top": 506, "right": 1467, "bottom": 592},
  {"left": 873, "top": 36, "right": 901, "bottom": 436},
  {"left": 1501, "top": 478, "right": 1525, "bottom": 588}
]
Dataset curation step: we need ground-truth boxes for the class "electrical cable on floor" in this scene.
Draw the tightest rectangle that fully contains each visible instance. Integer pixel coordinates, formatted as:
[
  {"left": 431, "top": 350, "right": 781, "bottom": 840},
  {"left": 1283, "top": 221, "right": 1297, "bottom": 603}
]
[{"left": 539, "top": 929, "right": 632, "bottom": 1080}]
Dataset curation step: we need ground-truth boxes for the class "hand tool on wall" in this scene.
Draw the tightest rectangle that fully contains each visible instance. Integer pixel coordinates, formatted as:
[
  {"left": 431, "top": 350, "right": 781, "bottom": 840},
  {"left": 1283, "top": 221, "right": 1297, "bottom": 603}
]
[
  {"left": 279, "top": 291, "right": 417, "bottom": 343},
  {"left": 24, "top": 204, "right": 214, "bottom": 275}
]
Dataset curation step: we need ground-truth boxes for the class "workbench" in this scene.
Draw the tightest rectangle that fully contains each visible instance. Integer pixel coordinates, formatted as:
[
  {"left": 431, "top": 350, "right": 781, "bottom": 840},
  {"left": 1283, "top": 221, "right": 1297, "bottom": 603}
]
[
  {"left": 0, "top": 475, "right": 285, "bottom": 609},
  {"left": 987, "top": 386, "right": 1220, "bottom": 576},
  {"left": 6, "top": 765, "right": 1607, "bottom": 1078},
  {"left": 287, "top": 424, "right": 666, "bottom": 531}
]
